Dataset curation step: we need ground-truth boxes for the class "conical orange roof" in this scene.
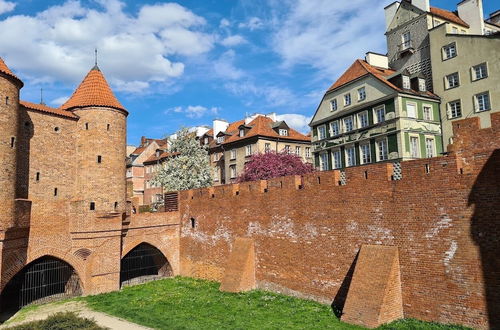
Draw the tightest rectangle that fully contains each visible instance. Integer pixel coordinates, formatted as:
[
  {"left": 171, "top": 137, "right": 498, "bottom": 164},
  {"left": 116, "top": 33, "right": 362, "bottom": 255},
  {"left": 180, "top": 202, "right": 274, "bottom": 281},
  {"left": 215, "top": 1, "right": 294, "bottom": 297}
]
[
  {"left": 61, "top": 65, "right": 126, "bottom": 112},
  {"left": 0, "top": 57, "right": 23, "bottom": 87}
]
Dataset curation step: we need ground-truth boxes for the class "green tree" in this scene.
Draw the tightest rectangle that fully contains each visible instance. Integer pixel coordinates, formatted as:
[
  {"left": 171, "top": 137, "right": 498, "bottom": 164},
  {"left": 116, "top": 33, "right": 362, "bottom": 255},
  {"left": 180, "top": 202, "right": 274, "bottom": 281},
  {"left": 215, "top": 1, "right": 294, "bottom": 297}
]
[{"left": 152, "top": 128, "right": 211, "bottom": 191}]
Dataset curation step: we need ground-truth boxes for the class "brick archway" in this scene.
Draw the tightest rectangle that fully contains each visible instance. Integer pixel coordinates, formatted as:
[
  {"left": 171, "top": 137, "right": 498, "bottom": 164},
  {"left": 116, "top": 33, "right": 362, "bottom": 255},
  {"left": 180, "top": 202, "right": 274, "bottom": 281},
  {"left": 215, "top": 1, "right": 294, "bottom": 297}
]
[{"left": 122, "top": 238, "right": 177, "bottom": 274}]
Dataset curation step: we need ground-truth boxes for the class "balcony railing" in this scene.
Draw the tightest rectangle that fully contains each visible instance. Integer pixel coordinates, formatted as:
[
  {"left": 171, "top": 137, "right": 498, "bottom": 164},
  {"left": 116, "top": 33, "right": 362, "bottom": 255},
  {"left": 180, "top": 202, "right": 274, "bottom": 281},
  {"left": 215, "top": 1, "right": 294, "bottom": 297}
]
[{"left": 398, "top": 40, "right": 414, "bottom": 53}]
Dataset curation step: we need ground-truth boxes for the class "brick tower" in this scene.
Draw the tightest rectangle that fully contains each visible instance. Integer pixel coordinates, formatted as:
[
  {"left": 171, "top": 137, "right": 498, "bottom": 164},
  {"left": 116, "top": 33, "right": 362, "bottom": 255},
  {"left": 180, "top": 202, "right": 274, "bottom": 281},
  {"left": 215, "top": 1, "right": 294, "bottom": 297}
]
[
  {"left": 0, "top": 58, "right": 23, "bottom": 230},
  {"left": 61, "top": 64, "right": 128, "bottom": 292}
]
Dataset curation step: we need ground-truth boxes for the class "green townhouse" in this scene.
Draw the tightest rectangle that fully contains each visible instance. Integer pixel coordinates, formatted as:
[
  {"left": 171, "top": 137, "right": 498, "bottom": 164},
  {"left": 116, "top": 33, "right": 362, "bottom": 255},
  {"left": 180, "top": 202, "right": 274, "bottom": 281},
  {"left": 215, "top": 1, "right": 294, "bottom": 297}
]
[{"left": 310, "top": 53, "right": 442, "bottom": 171}]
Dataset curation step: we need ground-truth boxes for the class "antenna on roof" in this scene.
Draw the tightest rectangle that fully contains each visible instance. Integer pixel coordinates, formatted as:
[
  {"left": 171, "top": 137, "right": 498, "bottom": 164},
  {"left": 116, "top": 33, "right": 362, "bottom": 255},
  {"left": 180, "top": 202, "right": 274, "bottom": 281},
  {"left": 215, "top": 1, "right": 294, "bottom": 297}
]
[
  {"left": 95, "top": 48, "right": 98, "bottom": 66},
  {"left": 40, "top": 88, "right": 45, "bottom": 105}
]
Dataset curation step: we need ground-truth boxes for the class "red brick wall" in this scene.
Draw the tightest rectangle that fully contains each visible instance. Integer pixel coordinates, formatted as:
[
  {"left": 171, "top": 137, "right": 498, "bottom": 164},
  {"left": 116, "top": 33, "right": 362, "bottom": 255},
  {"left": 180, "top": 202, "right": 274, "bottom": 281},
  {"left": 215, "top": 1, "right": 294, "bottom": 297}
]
[{"left": 179, "top": 112, "right": 500, "bottom": 329}]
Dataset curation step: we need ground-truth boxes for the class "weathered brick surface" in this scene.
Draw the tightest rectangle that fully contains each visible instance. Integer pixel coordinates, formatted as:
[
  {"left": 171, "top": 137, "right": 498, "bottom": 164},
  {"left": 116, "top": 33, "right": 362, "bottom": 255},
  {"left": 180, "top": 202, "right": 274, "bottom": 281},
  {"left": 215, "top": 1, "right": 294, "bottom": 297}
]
[
  {"left": 341, "top": 245, "right": 403, "bottom": 328},
  {"left": 179, "top": 112, "right": 500, "bottom": 329},
  {"left": 219, "top": 237, "right": 256, "bottom": 293}
]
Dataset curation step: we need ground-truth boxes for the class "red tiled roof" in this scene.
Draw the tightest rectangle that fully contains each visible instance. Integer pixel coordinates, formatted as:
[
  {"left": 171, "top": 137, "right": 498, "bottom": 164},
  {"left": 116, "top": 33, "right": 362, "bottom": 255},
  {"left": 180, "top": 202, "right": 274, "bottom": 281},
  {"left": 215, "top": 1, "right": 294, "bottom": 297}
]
[
  {"left": 131, "top": 146, "right": 146, "bottom": 155},
  {"left": 20, "top": 100, "right": 78, "bottom": 119},
  {"left": 61, "top": 66, "right": 126, "bottom": 112},
  {"left": 144, "top": 152, "right": 180, "bottom": 164},
  {"left": 0, "top": 57, "right": 23, "bottom": 87},
  {"left": 429, "top": 7, "right": 469, "bottom": 28}
]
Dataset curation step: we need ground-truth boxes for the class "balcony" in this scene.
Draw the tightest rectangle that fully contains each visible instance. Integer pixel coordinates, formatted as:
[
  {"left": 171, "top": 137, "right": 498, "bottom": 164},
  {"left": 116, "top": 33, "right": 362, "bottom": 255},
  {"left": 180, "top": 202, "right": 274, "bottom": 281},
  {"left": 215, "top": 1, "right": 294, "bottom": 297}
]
[{"left": 398, "top": 40, "right": 414, "bottom": 56}]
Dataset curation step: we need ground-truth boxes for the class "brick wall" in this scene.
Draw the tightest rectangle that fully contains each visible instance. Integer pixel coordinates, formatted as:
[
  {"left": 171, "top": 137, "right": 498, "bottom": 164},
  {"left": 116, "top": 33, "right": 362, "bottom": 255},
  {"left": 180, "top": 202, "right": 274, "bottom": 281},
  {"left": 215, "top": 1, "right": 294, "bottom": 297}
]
[{"left": 179, "top": 112, "right": 500, "bottom": 329}]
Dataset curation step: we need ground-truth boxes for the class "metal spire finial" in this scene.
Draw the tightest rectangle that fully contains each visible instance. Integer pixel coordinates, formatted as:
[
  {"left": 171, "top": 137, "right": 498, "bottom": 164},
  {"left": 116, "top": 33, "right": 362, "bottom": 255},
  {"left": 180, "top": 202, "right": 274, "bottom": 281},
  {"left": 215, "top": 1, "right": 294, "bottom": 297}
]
[
  {"left": 40, "top": 88, "right": 45, "bottom": 105},
  {"left": 95, "top": 48, "right": 98, "bottom": 66}
]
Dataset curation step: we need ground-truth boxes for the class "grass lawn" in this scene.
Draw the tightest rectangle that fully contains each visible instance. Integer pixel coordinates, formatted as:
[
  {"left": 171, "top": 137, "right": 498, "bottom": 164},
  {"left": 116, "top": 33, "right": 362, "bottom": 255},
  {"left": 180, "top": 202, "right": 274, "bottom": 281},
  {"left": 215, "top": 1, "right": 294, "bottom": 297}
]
[{"left": 82, "top": 277, "right": 469, "bottom": 330}]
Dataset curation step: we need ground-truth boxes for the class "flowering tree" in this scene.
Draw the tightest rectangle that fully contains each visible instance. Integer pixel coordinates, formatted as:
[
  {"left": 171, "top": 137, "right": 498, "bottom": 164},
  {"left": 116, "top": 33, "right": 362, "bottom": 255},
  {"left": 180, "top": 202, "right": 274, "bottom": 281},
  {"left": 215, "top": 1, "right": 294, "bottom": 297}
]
[
  {"left": 237, "top": 151, "right": 315, "bottom": 182},
  {"left": 152, "top": 128, "right": 211, "bottom": 191}
]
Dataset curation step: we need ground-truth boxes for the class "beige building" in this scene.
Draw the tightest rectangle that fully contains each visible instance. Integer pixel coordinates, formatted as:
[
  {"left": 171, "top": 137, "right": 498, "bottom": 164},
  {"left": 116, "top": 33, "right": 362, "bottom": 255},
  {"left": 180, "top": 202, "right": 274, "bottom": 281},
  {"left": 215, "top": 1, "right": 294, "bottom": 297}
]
[
  {"left": 429, "top": 23, "right": 499, "bottom": 149},
  {"left": 200, "top": 114, "right": 312, "bottom": 185}
]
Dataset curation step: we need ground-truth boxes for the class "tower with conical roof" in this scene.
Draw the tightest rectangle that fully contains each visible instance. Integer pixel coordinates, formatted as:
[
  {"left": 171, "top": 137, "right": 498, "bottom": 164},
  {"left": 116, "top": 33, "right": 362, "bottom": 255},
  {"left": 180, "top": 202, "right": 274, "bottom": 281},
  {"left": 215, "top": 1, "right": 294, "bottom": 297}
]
[
  {"left": 0, "top": 57, "right": 23, "bottom": 230},
  {"left": 62, "top": 64, "right": 128, "bottom": 231}
]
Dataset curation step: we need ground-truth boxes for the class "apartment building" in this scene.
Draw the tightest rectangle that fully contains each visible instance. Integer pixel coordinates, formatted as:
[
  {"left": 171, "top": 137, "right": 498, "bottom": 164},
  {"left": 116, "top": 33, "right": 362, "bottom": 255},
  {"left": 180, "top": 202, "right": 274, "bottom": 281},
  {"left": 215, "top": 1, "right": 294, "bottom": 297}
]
[
  {"left": 142, "top": 151, "right": 179, "bottom": 206},
  {"left": 200, "top": 114, "right": 312, "bottom": 185},
  {"left": 310, "top": 53, "right": 442, "bottom": 171},
  {"left": 429, "top": 22, "right": 499, "bottom": 149}
]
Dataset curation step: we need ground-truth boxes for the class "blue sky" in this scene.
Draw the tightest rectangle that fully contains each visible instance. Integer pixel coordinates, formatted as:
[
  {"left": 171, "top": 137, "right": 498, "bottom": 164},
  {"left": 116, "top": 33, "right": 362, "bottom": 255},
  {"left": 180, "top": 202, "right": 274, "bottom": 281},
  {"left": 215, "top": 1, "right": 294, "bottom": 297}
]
[{"left": 0, "top": 0, "right": 497, "bottom": 145}]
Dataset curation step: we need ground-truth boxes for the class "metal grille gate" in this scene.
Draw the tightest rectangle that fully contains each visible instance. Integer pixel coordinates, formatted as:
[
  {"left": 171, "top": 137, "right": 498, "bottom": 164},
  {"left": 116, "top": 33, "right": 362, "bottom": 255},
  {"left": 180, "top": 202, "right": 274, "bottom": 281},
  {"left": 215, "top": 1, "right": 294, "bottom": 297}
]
[
  {"left": 2, "top": 257, "right": 82, "bottom": 310},
  {"left": 120, "top": 243, "right": 170, "bottom": 287}
]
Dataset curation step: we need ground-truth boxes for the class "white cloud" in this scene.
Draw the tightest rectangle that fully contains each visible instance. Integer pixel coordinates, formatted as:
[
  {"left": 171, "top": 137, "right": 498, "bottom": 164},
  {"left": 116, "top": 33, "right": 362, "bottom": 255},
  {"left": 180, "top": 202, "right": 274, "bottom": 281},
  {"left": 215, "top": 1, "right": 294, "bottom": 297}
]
[
  {"left": 276, "top": 113, "right": 312, "bottom": 134},
  {"left": 167, "top": 105, "right": 220, "bottom": 119},
  {"left": 220, "top": 35, "right": 247, "bottom": 47},
  {"left": 224, "top": 81, "right": 294, "bottom": 108},
  {"left": 270, "top": 0, "right": 392, "bottom": 77},
  {"left": 51, "top": 96, "right": 69, "bottom": 106},
  {"left": 0, "top": 0, "right": 214, "bottom": 93},
  {"left": 0, "top": 0, "right": 15, "bottom": 15},
  {"left": 219, "top": 18, "right": 230, "bottom": 28},
  {"left": 238, "top": 17, "right": 264, "bottom": 31},
  {"left": 213, "top": 50, "right": 245, "bottom": 80}
]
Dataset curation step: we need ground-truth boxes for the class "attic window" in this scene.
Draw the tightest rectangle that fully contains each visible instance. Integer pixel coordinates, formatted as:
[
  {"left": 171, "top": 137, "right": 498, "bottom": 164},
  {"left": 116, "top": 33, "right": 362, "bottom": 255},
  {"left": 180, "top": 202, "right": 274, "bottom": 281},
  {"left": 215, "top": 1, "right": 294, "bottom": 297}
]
[
  {"left": 402, "top": 75, "right": 410, "bottom": 89},
  {"left": 418, "top": 78, "right": 426, "bottom": 92},
  {"left": 217, "top": 136, "right": 224, "bottom": 144},
  {"left": 239, "top": 129, "right": 245, "bottom": 137},
  {"left": 204, "top": 137, "right": 208, "bottom": 145},
  {"left": 279, "top": 129, "right": 288, "bottom": 136}
]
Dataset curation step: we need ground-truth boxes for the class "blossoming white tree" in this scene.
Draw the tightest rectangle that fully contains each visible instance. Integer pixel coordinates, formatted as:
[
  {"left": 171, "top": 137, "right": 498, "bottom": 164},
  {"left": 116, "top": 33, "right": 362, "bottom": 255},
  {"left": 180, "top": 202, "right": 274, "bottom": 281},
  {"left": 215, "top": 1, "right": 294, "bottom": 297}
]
[{"left": 152, "top": 128, "right": 212, "bottom": 191}]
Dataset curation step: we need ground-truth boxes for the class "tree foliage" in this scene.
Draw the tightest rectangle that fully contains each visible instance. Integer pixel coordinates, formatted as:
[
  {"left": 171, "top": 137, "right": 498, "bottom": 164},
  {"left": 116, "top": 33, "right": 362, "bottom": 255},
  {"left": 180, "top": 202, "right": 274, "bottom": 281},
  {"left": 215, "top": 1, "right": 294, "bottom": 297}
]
[
  {"left": 237, "top": 151, "right": 315, "bottom": 182},
  {"left": 152, "top": 128, "right": 211, "bottom": 191}
]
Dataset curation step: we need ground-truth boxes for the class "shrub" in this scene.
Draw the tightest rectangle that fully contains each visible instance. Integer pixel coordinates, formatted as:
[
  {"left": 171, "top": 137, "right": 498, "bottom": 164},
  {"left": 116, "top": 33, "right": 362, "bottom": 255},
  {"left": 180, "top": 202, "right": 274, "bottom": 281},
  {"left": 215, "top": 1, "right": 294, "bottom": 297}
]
[{"left": 7, "top": 312, "right": 106, "bottom": 330}]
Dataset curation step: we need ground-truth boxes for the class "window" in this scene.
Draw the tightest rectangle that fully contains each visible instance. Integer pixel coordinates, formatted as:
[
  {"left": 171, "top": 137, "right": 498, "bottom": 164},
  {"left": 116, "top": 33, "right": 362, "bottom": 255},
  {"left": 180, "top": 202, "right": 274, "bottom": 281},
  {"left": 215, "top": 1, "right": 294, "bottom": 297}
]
[
  {"left": 245, "top": 144, "right": 252, "bottom": 156},
  {"left": 265, "top": 143, "right": 271, "bottom": 153},
  {"left": 279, "top": 129, "right": 288, "bottom": 136},
  {"left": 305, "top": 147, "right": 311, "bottom": 158},
  {"left": 107, "top": 124, "right": 110, "bottom": 131},
  {"left": 85, "top": 123, "right": 89, "bottom": 130},
  {"left": 230, "top": 165, "right": 237, "bottom": 178},
  {"left": 54, "top": 188, "right": 58, "bottom": 196},
  {"left": 295, "top": 146, "right": 301, "bottom": 156},
  {"left": 36, "top": 172, "right": 40, "bottom": 181},
  {"left": 452, "top": 26, "right": 458, "bottom": 34},
  {"left": 346, "top": 146, "right": 356, "bottom": 167},
  {"left": 443, "top": 43, "right": 457, "bottom": 60},
  {"left": 230, "top": 149, "right": 236, "bottom": 160},
  {"left": 239, "top": 129, "right": 245, "bottom": 137},
  {"left": 344, "top": 93, "right": 351, "bottom": 106},
  {"left": 6, "top": 96, "right": 9, "bottom": 105},
  {"left": 10, "top": 137, "right": 15, "bottom": 148},
  {"left": 418, "top": 78, "right": 426, "bottom": 92},
  {"left": 90, "top": 202, "right": 95, "bottom": 211},
  {"left": 406, "top": 102, "right": 416, "bottom": 118},
  {"left": 204, "top": 137, "right": 209, "bottom": 144},
  {"left": 423, "top": 105, "right": 433, "bottom": 121},
  {"left": 448, "top": 100, "right": 462, "bottom": 118},
  {"left": 319, "top": 153, "right": 328, "bottom": 171},
  {"left": 332, "top": 149, "right": 342, "bottom": 169},
  {"left": 425, "top": 138, "right": 435, "bottom": 158},
  {"left": 358, "top": 111, "right": 369, "bottom": 128},
  {"left": 358, "top": 87, "right": 366, "bottom": 101},
  {"left": 360, "top": 143, "right": 371, "bottom": 164},
  {"left": 374, "top": 106, "right": 385, "bottom": 123},
  {"left": 284, "top": 145, "right": 291, "bottom": 154},
  {"left": 318, "top": 125, "right": 327, "bottom": 140},
  {"left": 402, "top": 75, "right": 410, "bottom": 89},
  {"left": 410, "top": 136, "right": 419, "bottom": 158},
  {"left": 330, "top": 99, "right": 337, "bottom": 111},
  {"left": 472, "top": 63, "right": 488, "bottom": 80},
  {"left": 376, "top": 139, "right": 388, "bottom": 161},
  {"left": 401, "top": 31, "right": 411, "bottom": 49},
  {"left": 474, "top": 92, "right": 491, "bottom": 112},
  {"left": 433, "top": 19, "right": 441, "bottom": 26},
  {"left": 446, "top": 72, "right": 460, "bottom": 89},
  {"left": 330, "top": 121, "right": 340, "bottom": 136},
  {"left": 217, "top": 136, "right": 224, "bottom": 143},
  {"left": 97, "top": 155, "right": 102, "bottom": 163},
  {"left": 343, "top": 116, "right": 354, "bottom": 132}
]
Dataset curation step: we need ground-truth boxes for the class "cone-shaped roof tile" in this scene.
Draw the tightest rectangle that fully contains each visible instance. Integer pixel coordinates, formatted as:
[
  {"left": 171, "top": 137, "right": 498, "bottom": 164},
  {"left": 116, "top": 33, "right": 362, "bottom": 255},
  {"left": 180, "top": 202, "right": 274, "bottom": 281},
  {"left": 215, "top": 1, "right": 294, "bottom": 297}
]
[
  {"left": 61, "top": 66, "right": 126, "bottom": 112},
  {"left": 0, "top": 57, "right": 23, "bottom": 87}
]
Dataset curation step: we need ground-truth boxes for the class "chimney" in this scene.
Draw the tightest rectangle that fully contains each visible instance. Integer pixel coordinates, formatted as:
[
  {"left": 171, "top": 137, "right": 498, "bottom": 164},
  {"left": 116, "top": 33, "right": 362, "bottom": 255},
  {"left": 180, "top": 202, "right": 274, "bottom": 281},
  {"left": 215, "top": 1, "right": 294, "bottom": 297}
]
[
  {"left": 384, "top": 2, "right": 400, "bottom": 30},
  {"left": 458, "top": 0, "right": 485, "bottom": 34},
  {"left": 213, "top": 119, "right": 229, "bottom": 136},
  {"left": 410, "top": 0, "right": 429, "bottom": 12},
  {"left": 365, "top": 52, "right": 389, "bottom": 69},
  {"left": 140, "top": 136, "right": 147, "bottom": 147}
]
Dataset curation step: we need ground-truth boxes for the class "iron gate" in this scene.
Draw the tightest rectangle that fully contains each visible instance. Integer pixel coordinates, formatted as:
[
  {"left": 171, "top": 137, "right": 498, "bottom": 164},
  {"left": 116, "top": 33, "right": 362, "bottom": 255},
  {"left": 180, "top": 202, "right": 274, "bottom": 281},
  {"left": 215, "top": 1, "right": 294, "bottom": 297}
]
[
  {"left": 120, "top": 243, "right": 171, "bottom": 287},
  {"left": 1, "top": 256, "right": 82, "bottom": 311}
]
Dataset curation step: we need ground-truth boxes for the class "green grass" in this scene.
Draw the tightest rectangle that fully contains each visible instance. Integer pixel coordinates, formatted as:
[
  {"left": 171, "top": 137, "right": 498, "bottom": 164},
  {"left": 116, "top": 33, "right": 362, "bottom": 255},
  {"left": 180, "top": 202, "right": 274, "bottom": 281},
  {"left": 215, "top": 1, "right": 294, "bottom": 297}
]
[
  {"left": 83, "top": 277, "right": 469, "bottom": 330},
  {"left": 6, "top": 312, "right": 106, "bottom": 330}
]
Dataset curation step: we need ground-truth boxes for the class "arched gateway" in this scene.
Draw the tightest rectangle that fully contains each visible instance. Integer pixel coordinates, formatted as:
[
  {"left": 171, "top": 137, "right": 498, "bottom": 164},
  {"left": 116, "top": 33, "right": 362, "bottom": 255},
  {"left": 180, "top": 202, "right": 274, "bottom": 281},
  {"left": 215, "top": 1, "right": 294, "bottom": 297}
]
[
  {"left": 120, "top": 243, "right": 172, "bottom": 287},
  {"left": 0, "top": 256, "right": 82, "bottom": 312}
]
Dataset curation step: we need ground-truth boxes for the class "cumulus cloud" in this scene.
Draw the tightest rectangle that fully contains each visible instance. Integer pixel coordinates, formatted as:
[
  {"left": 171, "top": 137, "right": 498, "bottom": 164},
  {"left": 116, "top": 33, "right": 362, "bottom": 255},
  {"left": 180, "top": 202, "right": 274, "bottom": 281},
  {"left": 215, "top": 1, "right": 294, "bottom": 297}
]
[
  {"left": 276, "top": 113, "right": 312, "bottom": 134},
  {"left": 220, "top": 35, "right": 247, "bottom": 47},
  {"left": 238, "top": 17, "right": 264, "bottom": 31},
  {"left": 224, "top": 81, "right": 294, "bottom": 108},
  {"left": 270, "top": 0, "right": 392, "bottom": 77},
  {"left": 0, "top": 0, "right": 15, "bottom": 15},
  {"left": 168, "top": 105, "right": 220, "bottom": 119},
  {"left": 0, "top": 0, "right": 214, "bottom": 92},
  {"left": 213, "top": 50, "right": 245, "bottom": 80}
]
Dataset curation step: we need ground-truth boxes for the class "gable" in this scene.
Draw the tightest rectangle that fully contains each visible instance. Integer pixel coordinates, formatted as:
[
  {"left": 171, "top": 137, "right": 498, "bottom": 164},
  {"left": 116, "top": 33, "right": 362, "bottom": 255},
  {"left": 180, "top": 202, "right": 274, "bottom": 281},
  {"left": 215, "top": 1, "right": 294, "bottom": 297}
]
[{"left": 387, "top": 1, "right": 425, "bottom": 32}]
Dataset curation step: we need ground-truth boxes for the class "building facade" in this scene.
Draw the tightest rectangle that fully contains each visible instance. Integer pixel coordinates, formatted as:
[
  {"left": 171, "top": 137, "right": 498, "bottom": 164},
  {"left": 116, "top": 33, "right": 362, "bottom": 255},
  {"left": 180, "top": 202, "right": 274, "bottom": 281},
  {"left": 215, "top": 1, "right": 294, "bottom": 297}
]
[
  {"left": 429, "top": 23, "right": 499, "bottom": 149},
  {"left": 310, "top": 54, "right": 442, "bottom": 171},
  {"left": 200, "top": 114, "right": 312, "bottom": 185}
]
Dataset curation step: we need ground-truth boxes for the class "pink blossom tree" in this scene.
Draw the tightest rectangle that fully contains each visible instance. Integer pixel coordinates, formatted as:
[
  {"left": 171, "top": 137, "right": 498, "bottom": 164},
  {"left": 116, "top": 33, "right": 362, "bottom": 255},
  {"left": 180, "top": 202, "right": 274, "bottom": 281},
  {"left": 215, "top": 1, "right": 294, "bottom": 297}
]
[{"left": 237, "top": 151, "right": 315, "bottom": 182}]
